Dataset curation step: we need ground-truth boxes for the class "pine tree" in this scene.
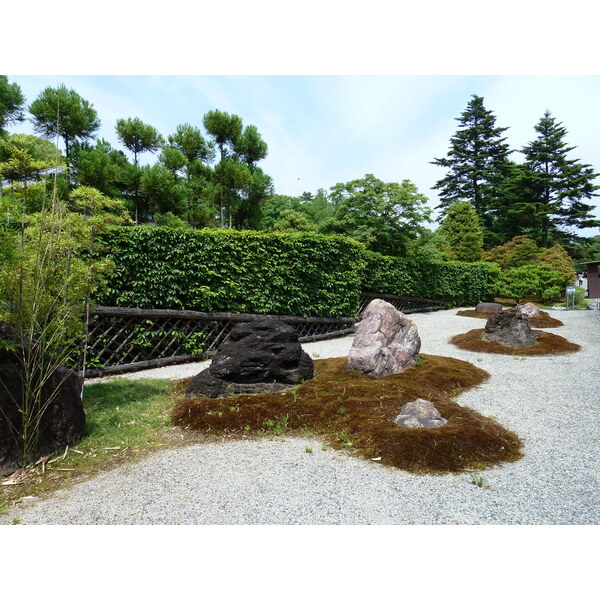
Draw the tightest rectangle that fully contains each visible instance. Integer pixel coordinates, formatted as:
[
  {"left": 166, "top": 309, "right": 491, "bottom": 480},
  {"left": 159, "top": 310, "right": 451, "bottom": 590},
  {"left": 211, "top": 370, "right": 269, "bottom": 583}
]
[
  {"left": 437, "top": 201, "right": 484, "bottom": 262},
  {"left": 432, "top": 95, "right": 512, "bottom": 240},
  {"left": 519, "top": 110, "right": 599, "bottom": 247}
]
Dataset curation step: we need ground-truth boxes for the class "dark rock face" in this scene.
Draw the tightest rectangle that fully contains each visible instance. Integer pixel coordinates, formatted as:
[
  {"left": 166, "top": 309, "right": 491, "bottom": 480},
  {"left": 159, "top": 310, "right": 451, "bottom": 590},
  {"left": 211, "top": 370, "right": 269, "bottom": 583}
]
[
  {"left": 0, "top": 322, "right": 85, "bottom": 476},
  {"left": 394, "top": 398, "right": 447, "bottom": 429},
  {"left": 475, "top": 302, "right": 503, "bottom": 313},
  {"left": 186, "top": 318, "right": 314, "bottom": 398},
  {"left": 484, "top": 308, "right": 537, "bottom": 347}
]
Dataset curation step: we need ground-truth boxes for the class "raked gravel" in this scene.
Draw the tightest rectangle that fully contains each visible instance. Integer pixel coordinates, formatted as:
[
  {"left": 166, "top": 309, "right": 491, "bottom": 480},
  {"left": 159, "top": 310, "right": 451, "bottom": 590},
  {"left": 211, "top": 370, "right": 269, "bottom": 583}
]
[{"left": 2, "top": 308, "right": 599, "bottom": 525}]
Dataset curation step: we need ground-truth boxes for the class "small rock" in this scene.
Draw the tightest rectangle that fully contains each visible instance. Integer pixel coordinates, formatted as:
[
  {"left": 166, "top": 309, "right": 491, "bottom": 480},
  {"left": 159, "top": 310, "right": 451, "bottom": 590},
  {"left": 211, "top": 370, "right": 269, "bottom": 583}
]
[
  {"left": 519, "top": 302, "right": 540, "bottom": 318},
  {"left": 394, "top": 398, "right": 447, "bottom": 429},
  {"left": 475, "top": 302, "right": 503, "bottom": 312}
]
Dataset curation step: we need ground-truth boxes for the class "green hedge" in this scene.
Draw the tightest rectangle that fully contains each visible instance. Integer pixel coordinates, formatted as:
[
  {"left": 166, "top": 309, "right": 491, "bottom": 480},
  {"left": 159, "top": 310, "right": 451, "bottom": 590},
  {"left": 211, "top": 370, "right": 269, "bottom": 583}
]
[
  {"left": 361, "top": 251, "right": 501, "bottom": 308},
  {"left": 97, "top": 227, "right": 366, "bottom": 318},
  {"left": 97, "top": 227, "right": 502, "bottom": 317}
]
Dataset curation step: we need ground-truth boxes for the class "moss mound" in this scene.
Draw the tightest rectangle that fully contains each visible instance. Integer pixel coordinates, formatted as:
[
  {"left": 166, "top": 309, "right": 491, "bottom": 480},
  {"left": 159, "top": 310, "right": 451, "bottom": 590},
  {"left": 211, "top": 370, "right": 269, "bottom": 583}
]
[
  {"left": 171, "top": 355, "right": 522, "bottom": 474},
  {"left": 450, "top": 328, "right": 580, "bottom": 355},
  {"left": 455, "top": 309, "right": 564, "bottom": 328}
]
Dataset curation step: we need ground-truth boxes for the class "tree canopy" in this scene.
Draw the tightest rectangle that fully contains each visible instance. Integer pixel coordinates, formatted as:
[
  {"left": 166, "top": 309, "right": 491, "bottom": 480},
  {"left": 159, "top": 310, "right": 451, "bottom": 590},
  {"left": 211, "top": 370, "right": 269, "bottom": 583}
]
[
  {"left": 432, "top": 95, "right": 512, "bottom": 240},
  {"left": 322, "top": 174, "right": 432, "bottom": 256},
  {"left": 0, "top": 76, "right": 26, "bottom": 133},
  {"left": 29, "top": 84, "right": 100, "bottom": 161}
]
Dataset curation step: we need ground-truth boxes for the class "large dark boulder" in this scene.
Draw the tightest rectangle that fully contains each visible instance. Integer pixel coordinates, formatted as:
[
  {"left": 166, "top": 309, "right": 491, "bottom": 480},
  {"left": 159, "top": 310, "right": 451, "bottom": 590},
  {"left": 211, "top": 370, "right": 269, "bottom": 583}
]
[
  {"left": 484, "top": 308, "right": 537, "bottom": 347},
  {"left": 186, "top": 318, "right": 314, "bottom": 398},
  {"left": 0, "top": 322, "right": 85, "bottom": 476}
]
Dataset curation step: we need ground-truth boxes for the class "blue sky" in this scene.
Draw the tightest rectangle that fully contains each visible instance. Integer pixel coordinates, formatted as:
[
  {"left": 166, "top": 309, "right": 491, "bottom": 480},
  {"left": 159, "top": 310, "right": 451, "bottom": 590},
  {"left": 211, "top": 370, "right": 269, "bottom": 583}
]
[{"left": 8, "top": 74, "right": 600, "bottom": 236}]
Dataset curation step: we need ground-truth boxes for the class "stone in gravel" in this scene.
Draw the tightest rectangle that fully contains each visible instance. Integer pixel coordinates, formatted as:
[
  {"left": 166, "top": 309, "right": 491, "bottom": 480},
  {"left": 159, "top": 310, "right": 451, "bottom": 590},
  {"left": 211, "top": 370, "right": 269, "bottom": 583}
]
[
  {"left": 519, "top": 302, "right": 540, "bottom": 318},
  {"left": 394, "top": 398, "right": 447, "bottom": 428},
  {"left": 476, "top": 302, "right": 503, "bottom": 312},
  {"left": 484, "top": 308, "right": 537, "bottom": 347},
  {"left": 0, "top": 322, "right": 85, "bottom": 476},
  {"left": 186, "top": 317, "right": 314, "bottom": 398},
  {"left": 347, "top": 299, "right": 420, "bottom": 376}
]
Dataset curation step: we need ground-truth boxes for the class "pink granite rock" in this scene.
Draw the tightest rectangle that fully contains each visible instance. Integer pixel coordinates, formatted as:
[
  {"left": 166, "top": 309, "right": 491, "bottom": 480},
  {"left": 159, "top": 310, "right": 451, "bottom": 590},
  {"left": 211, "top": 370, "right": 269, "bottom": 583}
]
[
  {"left": 519, "top": 302, "right": 540, "bottom": 318},
  {"left": 347, "top": 299, "right": 421, "bottom": 376}
]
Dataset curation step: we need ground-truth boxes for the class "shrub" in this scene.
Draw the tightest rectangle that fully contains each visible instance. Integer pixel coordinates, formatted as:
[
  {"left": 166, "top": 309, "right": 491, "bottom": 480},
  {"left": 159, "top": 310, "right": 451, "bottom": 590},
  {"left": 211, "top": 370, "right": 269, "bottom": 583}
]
[
  {"left": 98, "top": 227, "right": 366, "bottom": 318},
  {"left": 361, "top": 251, "right": 501, "bottom": 307},
  {"left": 500, "top": 265, "right": 565, "bottom": 303}
]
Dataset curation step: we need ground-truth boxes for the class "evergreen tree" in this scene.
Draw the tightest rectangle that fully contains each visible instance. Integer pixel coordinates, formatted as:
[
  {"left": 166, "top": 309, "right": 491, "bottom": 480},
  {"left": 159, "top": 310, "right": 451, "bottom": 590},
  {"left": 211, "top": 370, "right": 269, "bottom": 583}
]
[
  {"left": 519, "top": 110, "right": 599, "bottom": 247},
  {"left": 0, "top": 76, "right": 26, "bottom": 134},
  {"left": 167, "top": 123, "right": 214, "bottom": 163},
  {"left": 437, "top": 201, "right": 484, "bottom": 262},
  {"left": 29, "top": 84, "right": 100, "bottom": 166},
  {"left": 71, "top": 139, "right": 134, "bottom": 200},
  {"left": 115, "top": 117, "right": 163, "bottom": 222},
  {"left": 432, "top": 95, "right": 512, "bottom": 240}
]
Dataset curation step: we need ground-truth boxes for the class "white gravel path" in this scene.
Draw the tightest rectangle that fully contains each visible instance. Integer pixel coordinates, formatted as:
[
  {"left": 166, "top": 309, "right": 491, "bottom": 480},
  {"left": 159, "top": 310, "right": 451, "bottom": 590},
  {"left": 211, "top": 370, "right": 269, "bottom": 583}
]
[{"left": 2, "top": 307, "right": 599, "bottom": 525}]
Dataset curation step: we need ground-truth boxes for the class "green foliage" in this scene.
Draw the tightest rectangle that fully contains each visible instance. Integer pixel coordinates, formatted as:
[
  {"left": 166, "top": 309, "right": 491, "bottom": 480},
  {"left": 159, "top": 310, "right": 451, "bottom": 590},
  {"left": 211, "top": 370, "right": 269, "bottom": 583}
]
[
  {"left": 261, "top": 194, "right": 303, "bottom": 229},
  {"left": 29, "top": 84, "right": 100, "bottom": 160},
  {"left": 168, "top": 123, "right": 215, "bottom": 163},
  {"left": 484, "top": 235, "right": 575, "bottom": 285},
  {"left": 202, "top": 110, "right": 243, "bottom": 161},
  {"left": 574, "top": 286, "right": 588, "bottom": 309},
  {"left": 234, "top": 124, "right": 268, "bottom": 167},
  {"left": 432, "top": 95, "right": 512, "bottom": 238},
  {"left": 115, "top": 117, "right": 163, "bottom": 164},
  {"left": 519, "top": 110, "right": 599, "bottom": 247},
  {"left": 0, "top": 76, "right": 26, "bottom": 131},
  {"left": 70, "top": 139, "right": 134, "bottom": 200},
  {"left": 437, "top": 201, "right": 484, "bottom": 262},
  {"left": 154, "top": 211, "right": 191, "bottom": 229},
  {"left": 323, "top": 174, "right": 432, "bottom": 256},
  {"left": 362, "top": 251, "right": 501, "bottom": 307},
  {"left": 98, "top": 227, "right": 366, "bottom": 318},
  {"left": 0, "top": 135, "right": 49, "bottom": 189},
  {"left": 273, "top": 209, "right": 316, "bottom": 232},
  {"left": 499, "top": 265, "right": 565, "bottom": 303}
]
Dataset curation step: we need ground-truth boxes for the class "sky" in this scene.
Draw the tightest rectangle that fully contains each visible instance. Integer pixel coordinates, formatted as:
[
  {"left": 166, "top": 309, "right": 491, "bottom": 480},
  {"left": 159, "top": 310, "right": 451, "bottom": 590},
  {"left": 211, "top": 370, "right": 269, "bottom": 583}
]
[{"left": 8, "top": 74, "right": 600, "bottom": 236}]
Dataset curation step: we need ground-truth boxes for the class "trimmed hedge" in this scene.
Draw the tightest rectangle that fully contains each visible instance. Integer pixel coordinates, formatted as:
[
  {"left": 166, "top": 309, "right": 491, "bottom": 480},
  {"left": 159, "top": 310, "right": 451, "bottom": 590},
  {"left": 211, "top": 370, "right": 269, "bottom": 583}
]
[
  {"left": 97, "top": 227, "right": 502, "bottom": 317},
  {"left": 97, "top": 227, "right": 366, "bottom": 318},
  {"left": 361, "top": 251, "right": 501, "bottom": 308}
]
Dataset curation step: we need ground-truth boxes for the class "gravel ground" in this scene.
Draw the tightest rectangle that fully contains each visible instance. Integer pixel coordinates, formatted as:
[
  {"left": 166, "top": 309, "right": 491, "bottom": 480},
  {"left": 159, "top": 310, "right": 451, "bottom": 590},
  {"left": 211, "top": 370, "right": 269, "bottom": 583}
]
[{"left": 2, "top": 307, "right": 599, "bottom": 525}]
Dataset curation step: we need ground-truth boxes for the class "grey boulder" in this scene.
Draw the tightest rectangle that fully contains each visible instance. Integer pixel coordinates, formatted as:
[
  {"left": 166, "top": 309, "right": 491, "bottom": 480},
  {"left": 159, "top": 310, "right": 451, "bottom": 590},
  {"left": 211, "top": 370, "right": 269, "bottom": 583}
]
[{"left": 484, "top": 308, "right": 537, "bottom": 347}]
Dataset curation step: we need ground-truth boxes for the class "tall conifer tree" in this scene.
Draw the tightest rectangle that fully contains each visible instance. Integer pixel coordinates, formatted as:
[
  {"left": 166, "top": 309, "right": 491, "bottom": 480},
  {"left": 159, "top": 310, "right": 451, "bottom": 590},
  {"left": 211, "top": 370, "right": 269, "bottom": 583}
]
[
  {"left": 432, "top": 95, "right": 512, "bottom": 242},
  {"left": 519, "top": 110, "right": 599, "bottom": 247}
]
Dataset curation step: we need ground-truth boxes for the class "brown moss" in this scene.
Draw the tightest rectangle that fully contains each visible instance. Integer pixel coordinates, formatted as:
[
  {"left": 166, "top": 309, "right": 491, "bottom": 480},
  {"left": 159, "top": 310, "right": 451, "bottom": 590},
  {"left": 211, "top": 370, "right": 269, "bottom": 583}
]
[
  {"left": 455, "top": 309, "right": 564, "bottom": 328},
  {"left": 449, "top": 328, "right": 580, "bottom": 355},
  {"left": 171, "top": 356, "right": 522, "bottom": 474}
]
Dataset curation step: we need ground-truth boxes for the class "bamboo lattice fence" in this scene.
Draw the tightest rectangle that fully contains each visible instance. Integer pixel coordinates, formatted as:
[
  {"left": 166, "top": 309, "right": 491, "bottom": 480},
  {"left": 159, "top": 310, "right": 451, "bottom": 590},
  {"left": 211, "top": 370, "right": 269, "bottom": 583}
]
[{"left": 82, "top": 292, "right": 443, "bottom": 377}]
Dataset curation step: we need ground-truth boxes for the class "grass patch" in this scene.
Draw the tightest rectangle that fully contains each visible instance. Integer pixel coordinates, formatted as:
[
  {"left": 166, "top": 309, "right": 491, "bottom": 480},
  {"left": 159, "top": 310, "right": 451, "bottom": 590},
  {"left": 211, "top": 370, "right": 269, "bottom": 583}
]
[
  {"left": 455, "top": 309, "right": 564, "bottom": 328},
  {"left": 172, "top": 356, "right": 523, "bottom": 474},
  {"left": 1, "top": 379, "right": 175, "bottom": 513},
  {"left": 449, "top": 328, "right": 580, "bottom": 355}
]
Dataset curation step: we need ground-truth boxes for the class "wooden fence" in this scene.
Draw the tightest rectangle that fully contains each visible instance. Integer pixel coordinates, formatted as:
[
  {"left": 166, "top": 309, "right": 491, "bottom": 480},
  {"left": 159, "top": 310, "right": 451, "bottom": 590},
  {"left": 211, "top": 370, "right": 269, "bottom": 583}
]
[{"left": 82, "top": 292, "right": 443, "bottom": 377}]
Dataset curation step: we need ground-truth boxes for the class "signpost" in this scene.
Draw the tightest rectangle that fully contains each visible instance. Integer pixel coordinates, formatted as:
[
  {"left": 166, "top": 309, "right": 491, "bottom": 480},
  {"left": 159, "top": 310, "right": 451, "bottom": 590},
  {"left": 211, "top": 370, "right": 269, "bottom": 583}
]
[{"left": 565, "top": 286, "right": 576, "bottom": 310}]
